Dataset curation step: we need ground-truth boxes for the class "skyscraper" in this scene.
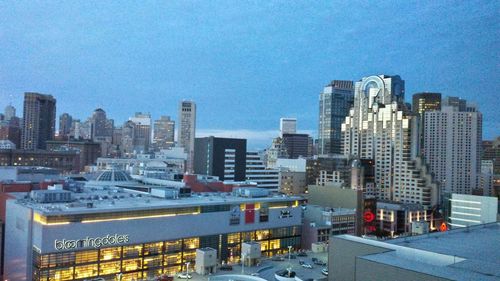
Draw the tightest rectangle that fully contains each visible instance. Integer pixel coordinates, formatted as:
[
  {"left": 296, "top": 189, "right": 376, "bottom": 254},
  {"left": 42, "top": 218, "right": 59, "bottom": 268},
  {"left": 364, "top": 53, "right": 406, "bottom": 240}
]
[
  {"left": 178, "top": 101, "right": 196, "bottom": 173},
  {"left": 153, "top": 116, "right": 175, "bottom": 150},
  {"left": 282, "top": 133, "right": 310, "bottom": 159},
  {"left": 423, "top": 97, "right": 482, "bottom": 195},
  {"left": 21, "top": 92, "right": 56, "bottom": 150},
  {"left": 129, "top": 112, "right": 152, "bottom": 153},
  {"left": 280, "top": 118, "right": 297, "bottom": 136},
  {"left": 59, "top": 113, "right": 73, "bottom": 138},
  {"left": 412, "top": 92, "right": 441, "bottom": 115},
  {"left": 4, "top": 104, "right": 15, "bottom": 121},
  {"left": 318, "top": 80, "right": 354, "bottom": 155},
  {"left": 342, "top": 75, "right": 438, "bottom": 208}
]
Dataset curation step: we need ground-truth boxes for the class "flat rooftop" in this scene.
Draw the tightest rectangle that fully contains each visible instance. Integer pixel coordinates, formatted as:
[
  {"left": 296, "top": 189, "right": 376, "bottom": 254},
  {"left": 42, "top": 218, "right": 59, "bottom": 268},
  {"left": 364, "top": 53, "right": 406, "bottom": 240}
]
[
  {"left": 12, "top": 187, "right": 301, "bottom": 216},
  {"left": 340, "top": 223, "right": 500, "bottom": 280}
]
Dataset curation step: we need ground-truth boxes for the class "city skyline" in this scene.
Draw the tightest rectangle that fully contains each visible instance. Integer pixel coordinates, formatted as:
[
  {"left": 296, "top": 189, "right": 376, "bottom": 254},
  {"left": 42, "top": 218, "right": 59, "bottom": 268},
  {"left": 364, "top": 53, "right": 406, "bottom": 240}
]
[{"left": 1, "top": 1, "right": 498, "bottom": 149}]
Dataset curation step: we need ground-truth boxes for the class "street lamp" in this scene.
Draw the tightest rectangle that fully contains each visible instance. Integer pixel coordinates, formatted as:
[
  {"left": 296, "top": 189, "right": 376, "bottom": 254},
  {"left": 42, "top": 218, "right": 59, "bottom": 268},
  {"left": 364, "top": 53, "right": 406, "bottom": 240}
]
[
  {"left": 287, "top": 246, "right": 292, "bottom": 263},
  {"left": 186, "top": 261, "right": 191, "bottom": 276}
]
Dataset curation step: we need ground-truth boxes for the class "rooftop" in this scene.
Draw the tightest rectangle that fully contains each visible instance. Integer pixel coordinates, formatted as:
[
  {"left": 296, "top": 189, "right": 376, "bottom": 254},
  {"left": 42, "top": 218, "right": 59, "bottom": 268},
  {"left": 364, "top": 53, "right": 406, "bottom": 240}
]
[
  {"left": 339, "top": 223, "right": 500, "bottom": 280},
  {"left": 12, "top": 187, "right": 301, "bottom": 216}
]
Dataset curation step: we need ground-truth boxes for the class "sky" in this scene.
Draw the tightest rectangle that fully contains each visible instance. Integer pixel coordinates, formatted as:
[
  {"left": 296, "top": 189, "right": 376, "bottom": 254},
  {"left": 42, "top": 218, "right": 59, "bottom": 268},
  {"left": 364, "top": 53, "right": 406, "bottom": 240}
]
[{"left": 0, "top": 1, "right": 498, "bottom": 149}]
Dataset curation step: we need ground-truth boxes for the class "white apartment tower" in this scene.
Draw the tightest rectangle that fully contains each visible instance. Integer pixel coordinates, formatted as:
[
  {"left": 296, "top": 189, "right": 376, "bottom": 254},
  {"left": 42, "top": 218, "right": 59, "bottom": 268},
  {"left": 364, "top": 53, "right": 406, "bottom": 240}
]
[
  {"left": 423, "top": 98, "right": 482, "bottom": 195},
  {"left": 342, "top": 75, "right": 438, "bottom": 208},
  {"left": 178, "top": 101, "right": 196, "bottom": 173}
]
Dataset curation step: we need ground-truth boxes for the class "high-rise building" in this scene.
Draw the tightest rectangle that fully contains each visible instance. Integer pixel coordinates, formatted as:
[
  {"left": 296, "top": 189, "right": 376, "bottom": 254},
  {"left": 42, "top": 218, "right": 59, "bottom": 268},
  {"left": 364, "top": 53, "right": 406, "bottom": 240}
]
[
  {"left": 279, "top": 118, "right": 297, "bottom": 136},
  {"left": 342, "top": 75, "right": 438, "bottom": 208},
  {"left": 318, "top": 80, "right": 354, "bottom": 155},
  {"left": 129, "top": 112, "right": 152, "bottom": 153},
  {"left": 423, "top": 98, "right": 482, "bottom": 195},
  {"left": 194, "top": 136, "right": 246, "bottom": 181},
  {"left": 178, "top": 101, "right": 196, "bottom": 173},
  {"left": 153, "top": 116, "right": 175, "bottom": 150},
  {"left": 58, "top": 113, "right": 73, "bottom": 138},
  {"left": 246, "top": 151, "right": 279, "bottom": 189},
  {"left": 412, "top": 92, "right": 441, "bottom": 115},
  {"left": 21, "top": 92, "right": 56, "bottom": 150},
  {"left": 90, "top": 108, "right": 113, "bottom": 138},
  {"left": 4, "top": 104, "right": 15, "bottom": 121},
  {"left": 282, "top": 133, "right": 310, "bottom": 159}
]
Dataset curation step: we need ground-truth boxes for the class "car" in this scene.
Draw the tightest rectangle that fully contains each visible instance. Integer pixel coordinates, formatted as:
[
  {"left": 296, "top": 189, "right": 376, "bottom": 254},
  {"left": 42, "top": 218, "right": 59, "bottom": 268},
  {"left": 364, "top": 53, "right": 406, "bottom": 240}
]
[
  {"left": 250, "top": 272, "right": 260, "bottom": 276},
  {"left": 314, "top": 260, "right": 327, "bottom": 266},
  {"left": 176, "top": 273, "right": 192, "bottom": 279},
  {"left": 321, "top": 268, "right": 328, "bottom": 276},
  {"left": 297, "top": 251, "right": 308, "bottom": 257},
  {"left": 220, "top": 264, "right": 233, "bottom": 271},
  {"left": 298, "top": 260, "right": 305, "bottom": 265},
  {"left": 289, "top": 254, "right": 297, "bottom": 259},
  {"left": 311, "top": 257, "right": 318, "bottom": 262},
  {"left": 271, "top": 256, "right": 285, "bottom": 261},
  {"left": 301, "top": 263, "right": 313, "bottom": 269}
]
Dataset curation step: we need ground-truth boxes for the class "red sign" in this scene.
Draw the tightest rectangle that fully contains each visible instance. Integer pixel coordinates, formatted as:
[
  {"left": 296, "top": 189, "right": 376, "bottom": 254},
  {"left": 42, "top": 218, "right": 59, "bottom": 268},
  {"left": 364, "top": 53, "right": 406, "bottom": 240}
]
[
  {"left": 364, "top": 211, "right": 375, "bottom": 223},
  {"left": 440, "top": 222, "right": 448, "bottom": 232},
  {"left": 245, "top": 204, "right": 255, "bottom": 224}
]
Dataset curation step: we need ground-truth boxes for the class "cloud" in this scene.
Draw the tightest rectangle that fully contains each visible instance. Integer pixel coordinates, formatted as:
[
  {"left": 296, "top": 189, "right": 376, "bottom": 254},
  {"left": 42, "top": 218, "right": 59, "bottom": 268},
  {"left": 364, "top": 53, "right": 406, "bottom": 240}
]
[{"left": 196, "top": 128, "right": 314, "bottom": 150}]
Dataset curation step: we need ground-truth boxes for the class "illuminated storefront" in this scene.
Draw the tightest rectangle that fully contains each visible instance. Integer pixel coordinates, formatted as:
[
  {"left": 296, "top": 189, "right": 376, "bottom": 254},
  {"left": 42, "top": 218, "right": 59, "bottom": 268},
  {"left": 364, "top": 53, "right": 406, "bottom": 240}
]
[{"left": 5, "top": 188, "right": 302, "bottom": 281}]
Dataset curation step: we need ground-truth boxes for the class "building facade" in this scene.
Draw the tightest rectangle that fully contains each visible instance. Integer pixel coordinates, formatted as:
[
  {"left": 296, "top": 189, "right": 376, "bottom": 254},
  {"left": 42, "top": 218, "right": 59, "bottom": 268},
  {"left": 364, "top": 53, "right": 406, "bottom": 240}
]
[
  {"left": 341, "top": 75, "right": 438, "bottom": 208},
  {"left": 279, "top": 118, "right": 296, "bottom": 137},
  {"left": 153, "top": 116, "right": 175, "bottom": 151},
  {"left": 21, "top": 93, "right": 56, "bottom": 150},
  {"left": 129, "top": 112, "right": 152, "bottom": 154},
  {"left": 178, "top": 101, "right": 196, "bottom": 173},
  {"left": 318, "top": 80, "right": 354, "bottom": 155},
  {"left": 0, "top": 149, "right": 79, "bottom": 173},
  {"left": 59, "top": 113, "right": 73, "bottom": 138},
  {"left": 282, "top": 133, "right": 310, "bottom": 159},
  {"left": 448, "top": 193, "right": 498, "bottom": 229},
  {"left": 423, "top": 98, "right": 482, "bottom": 195},
  {"left": 245, "top": 152, "right": 279, "bottom": 189},
  {"left": 5, "top": 188, "right": 302, "bottom": 281},
  {"left": 194, "top": 137, "right": 247, "bottom": 181}
]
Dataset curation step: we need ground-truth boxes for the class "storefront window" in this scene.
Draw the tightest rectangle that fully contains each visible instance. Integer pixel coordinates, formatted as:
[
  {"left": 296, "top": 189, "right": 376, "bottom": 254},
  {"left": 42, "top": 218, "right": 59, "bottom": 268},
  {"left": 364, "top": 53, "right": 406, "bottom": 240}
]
[
  {"left": 183, "top": 238, "right": 199, "bottom": 250},
  {"left": 100, "top": 247, "right": 121, "bottom": 261},
  {"left": 75, "top": 250, "right": 98, "bottom": 264},
  {"left": 164, "top": 240, "right": 182, "bottom": 253},
  {"left": 122, "top": 257, "right": 142, "bottom": 272},
  {"left": 123, "top": 244, "right": 143, "bottom": 258},
  {"left": 74, "top": 264, "right": 98, "bottom": 279},
  {"left": 144, "top": 242, "right": 163, "bottom": 255},
  {"left": 99, "top": 260, "right": 121, "bottom": 275},
  {"left": 143, "top": 255, "right": 162, "bottom": 269},
  {"left": 49, "top": 267, "right": 73, "bottom": 281},
  {"left": 164, "top": 252, "right": 182, "bottom": 266}
]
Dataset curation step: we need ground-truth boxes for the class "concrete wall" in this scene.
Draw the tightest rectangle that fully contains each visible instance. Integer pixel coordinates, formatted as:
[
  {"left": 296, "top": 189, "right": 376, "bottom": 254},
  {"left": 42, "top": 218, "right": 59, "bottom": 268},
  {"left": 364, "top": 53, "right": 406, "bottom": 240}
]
[
  {"left": 329, "top": 236, "right": 390, "bottom": 281},
  {"left": 307, "top": 185, "right": 361, "bottom": 209},
  {"left": 355, "top": 258, "right": 450, "bottom": 281},
  {"left": 5, "top": 200, "right": 33, "bottom": 281}
]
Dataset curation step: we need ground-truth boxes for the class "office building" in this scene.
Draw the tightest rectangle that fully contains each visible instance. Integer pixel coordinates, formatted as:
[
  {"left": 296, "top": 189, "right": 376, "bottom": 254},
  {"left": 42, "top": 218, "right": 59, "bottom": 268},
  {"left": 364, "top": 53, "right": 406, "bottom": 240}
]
[
  {"left": 342, "top": 75, "right": 438, "bottom": 208},
  {"left": 305, "top": 155, "right": 350, "bottom": 186},
  {"left": 153, "top": 116, "right": 175, "bottom": 150},
  {"left": 178, "top": 101, "right": 196, "bottom": 173},
  {"left": 449, "top": 193, "right": 498, "bottom": 229},
  {"left": 194, "top": 137, "right": 246, "bottom": 181},
  {"left": 279, "top": 118, "right": 296, "bottom": 136},
  {"left": 4, "top": 104, "right": 16, "bottom": 121},
  {"left": 0, "top": 122, "right": 21, "bottom": 148},
  {"left": 245, "top": 151, "right": 279, "bottom": 189},
  {"left": 5, "top": 185, "right": 302, "bottom": 281},
  {"left": 282, "top": 133, "right": 310, "bottom": 159},
  {"left": 58, "top": 113, "right": 73, "bottom": 138},
  {"left": 329, "top": 223, "right": 499, "bottom": 281},
  {"left": 423, "top": 98, "right": 482, "bottom": 195},
  {"left": 482, "top": 138, "right": 500, "bottom": 196},
  {"left": 128, "top": 112, "right": 151, "bottom": 153},
  {"left": 279, "top": 170, "right": 307, "bottom": 195},
  {"left": 0, "top": 149, "right": 79, "bottom": 173},
  {"left": 46, "top": 139, "right": 102, "bottom": 171},
  {"left": 265, "top": 137, "right": 288, "bottom": 168},
  {"left": 318, "top": 80, "right": 354, "bottom": 155},
  {"left": 376, "top": 201, "right": 434, "bottom": 237},
  {"left": 302, "top": 205, "right": 356, "bottom": 248},
  {"left": 412, "top": 92, "right": 441, "bottom": 115},
  {"left": 21, "top": 92, "right": 56, "bottom": 150}
]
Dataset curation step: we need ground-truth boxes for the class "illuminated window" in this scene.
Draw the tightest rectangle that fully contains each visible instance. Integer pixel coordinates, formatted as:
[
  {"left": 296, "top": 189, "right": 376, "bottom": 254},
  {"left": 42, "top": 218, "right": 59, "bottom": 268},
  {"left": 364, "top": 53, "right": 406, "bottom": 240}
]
[
  {"left": 165, "top": 240, "right": 182, "bottom": 253},
  {"left": 75, "top": 250, "right": 98, "bottom": 264},
  {"left": 144, "top": 242, "right": 163, "bottom": 255},
  {"left": 121, "top": 271, "right": 143, "bottom": 281},
  {"left": 123, "top": 244, "right": 143, "bottom": 258},
  {"left": 227, "top": 233, "right": 240, "bottom": 244},
  {"left": 122, "top": 257, "right": 142, "bottom": 272},
  {"left": 100, "top": 247, "right": 121, "bottom": 261},
  {"left": 183, "top": 238, "right": 199, "bottom": 250},
  {"left": 49, "top": 267, "right": 73, "bottom": 281},
  {"left": 99, "top": 260, "right": 121, "bottom": 275},
  {"left": 164, "top": 253, "right": 182, "bottom": 266},
  {"left": 74, "top": 264, "right": 98, "bottom": 279},
  {"left": 143, "top": 255, "right": 162, "bottom": 269}
]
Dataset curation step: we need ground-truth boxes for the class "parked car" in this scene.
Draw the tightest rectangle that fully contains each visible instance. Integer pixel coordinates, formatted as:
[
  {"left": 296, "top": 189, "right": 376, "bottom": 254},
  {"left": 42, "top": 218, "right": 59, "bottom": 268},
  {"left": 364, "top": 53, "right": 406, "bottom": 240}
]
[
  {"left": 314, "top": 260, "right": 327, "bottom": 266},
  {"left": 301, "top": 263, "right": 313, "bottom": 269},
  {"left": 220, "top": 264, "right": 233, "bottom": 271},
  {"left": 321, "top": 268, "right": 328, "bottom": 276},
  {"left": 176, "top": 273, "right": 192, "bottom": 279},
  {"left": 298, "top": 260, "right": 305, "bottom": 265},
  {"left": 297, "top": 251, "right": 308, "bottom": 257}
]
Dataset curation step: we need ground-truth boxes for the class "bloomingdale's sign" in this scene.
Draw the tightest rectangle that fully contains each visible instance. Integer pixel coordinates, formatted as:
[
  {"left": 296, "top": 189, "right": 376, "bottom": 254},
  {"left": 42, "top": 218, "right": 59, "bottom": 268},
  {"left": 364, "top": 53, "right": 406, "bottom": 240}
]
[{"left": 54, "top": 234, "right": 130, "bottom": 251}]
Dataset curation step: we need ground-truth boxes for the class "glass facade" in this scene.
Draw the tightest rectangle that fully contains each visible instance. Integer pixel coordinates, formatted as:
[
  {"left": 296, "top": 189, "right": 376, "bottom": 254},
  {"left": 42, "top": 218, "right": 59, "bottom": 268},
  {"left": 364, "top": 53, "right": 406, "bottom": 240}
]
[{"left": 32, "top": 226, "right": 301, "bottom": 281}]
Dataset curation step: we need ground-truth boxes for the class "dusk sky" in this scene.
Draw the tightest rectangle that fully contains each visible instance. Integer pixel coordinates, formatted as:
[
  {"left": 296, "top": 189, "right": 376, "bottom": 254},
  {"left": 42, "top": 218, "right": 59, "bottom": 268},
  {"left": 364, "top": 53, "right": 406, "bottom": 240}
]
[{"left": 1, "top": 1, "right": 498, "bottom": 149}]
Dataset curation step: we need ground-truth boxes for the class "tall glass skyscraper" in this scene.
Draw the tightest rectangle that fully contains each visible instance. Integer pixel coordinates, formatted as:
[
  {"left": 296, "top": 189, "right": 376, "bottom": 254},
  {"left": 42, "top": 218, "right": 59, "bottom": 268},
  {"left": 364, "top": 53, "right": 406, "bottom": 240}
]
[{"left": 318, "top": 80, "right": 354, "bottom": 155}]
